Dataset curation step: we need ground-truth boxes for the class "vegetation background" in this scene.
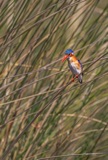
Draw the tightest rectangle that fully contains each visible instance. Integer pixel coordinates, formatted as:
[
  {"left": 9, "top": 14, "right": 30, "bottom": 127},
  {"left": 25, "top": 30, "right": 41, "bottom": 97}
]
[{"left": 0, "top": 0, "right": 108, "bottom": 159}]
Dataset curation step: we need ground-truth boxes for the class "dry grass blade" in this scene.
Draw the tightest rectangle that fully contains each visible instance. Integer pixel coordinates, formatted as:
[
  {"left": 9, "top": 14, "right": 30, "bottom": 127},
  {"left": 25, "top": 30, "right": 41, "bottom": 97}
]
[{"left": 0, "top": 0, "right": 108, "bottom": 160}]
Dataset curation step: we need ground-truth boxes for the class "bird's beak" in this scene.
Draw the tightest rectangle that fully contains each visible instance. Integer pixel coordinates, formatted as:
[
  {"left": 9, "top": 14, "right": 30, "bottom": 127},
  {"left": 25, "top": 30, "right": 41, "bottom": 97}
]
[{"left": 62, "top": 55, "right": 69, "bottom": 62}]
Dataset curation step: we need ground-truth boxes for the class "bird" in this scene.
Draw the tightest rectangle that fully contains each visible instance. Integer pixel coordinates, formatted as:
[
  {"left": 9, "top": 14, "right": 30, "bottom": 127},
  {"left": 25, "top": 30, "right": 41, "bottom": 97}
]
[{"left": 62, "top": 49, "right": 83, "bottom": 83}]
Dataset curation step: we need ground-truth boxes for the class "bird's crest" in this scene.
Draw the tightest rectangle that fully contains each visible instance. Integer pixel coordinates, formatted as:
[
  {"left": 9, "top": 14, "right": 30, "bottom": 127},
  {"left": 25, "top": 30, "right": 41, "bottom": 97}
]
[{"left": 65, "top": 49, "right": 74, "bottom": 55}]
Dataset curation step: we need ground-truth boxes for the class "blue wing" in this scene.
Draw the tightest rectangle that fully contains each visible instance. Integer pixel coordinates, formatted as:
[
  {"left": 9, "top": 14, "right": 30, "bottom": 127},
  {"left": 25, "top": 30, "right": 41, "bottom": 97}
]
[{"left": 78, "top": 60, "right": 82, "bottom": 68}]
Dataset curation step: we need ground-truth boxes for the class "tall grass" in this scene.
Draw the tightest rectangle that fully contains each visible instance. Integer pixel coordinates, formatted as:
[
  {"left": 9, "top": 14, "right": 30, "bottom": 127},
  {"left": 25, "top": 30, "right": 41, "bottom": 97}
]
[{"left": 0, "top": 0, "right": 108, "bottom": 159}]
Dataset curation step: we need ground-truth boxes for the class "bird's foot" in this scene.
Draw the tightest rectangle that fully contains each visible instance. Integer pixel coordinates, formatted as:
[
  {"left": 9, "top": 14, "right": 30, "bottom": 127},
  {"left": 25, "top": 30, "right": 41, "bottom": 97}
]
[
  {"left": 75, "top": 74, "right": 79, "bottom": 78},
  {"left": 72, "top": 78, "right": 74, "bottom": 82},
  {"left": 71, "top": 75, "right": 79, "bottom": 82}
]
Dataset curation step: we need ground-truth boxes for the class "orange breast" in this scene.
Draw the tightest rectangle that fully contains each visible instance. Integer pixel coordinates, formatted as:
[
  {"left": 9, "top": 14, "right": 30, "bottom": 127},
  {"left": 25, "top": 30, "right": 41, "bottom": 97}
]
[{"left": 70, "top": 55, "right": 80, "bottom": 69}]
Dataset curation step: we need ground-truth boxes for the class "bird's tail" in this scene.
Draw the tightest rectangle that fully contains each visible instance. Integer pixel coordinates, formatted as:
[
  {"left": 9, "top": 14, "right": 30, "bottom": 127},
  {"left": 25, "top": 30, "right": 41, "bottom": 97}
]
[{"left": 78, "top": 74, "right": 83, "bottom": 84}]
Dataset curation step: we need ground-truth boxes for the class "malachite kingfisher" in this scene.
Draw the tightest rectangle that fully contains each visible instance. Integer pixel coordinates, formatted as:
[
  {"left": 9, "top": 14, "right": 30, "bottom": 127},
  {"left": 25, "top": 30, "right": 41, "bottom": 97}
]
[{"left": 62, "top": 49, "right": 83, "bottom": 83}]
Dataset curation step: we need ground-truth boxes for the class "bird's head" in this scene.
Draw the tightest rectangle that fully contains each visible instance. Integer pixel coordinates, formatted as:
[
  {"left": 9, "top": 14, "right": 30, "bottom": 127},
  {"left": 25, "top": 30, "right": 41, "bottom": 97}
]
[{"left": 62, "top": 49, "right": 74, "bottom": 62}]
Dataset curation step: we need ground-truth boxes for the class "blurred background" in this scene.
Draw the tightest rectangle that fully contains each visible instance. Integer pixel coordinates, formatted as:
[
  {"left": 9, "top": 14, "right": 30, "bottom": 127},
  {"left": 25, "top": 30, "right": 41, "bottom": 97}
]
[{"left": 0, "top": 0, "right": 108, "bottom": 159}]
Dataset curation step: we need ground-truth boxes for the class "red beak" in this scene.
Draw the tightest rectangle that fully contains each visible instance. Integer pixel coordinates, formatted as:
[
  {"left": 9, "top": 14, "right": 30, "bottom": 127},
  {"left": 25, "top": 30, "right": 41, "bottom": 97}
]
[{"left": 62, "top": 55, "right": 69, "bottom": 62}]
